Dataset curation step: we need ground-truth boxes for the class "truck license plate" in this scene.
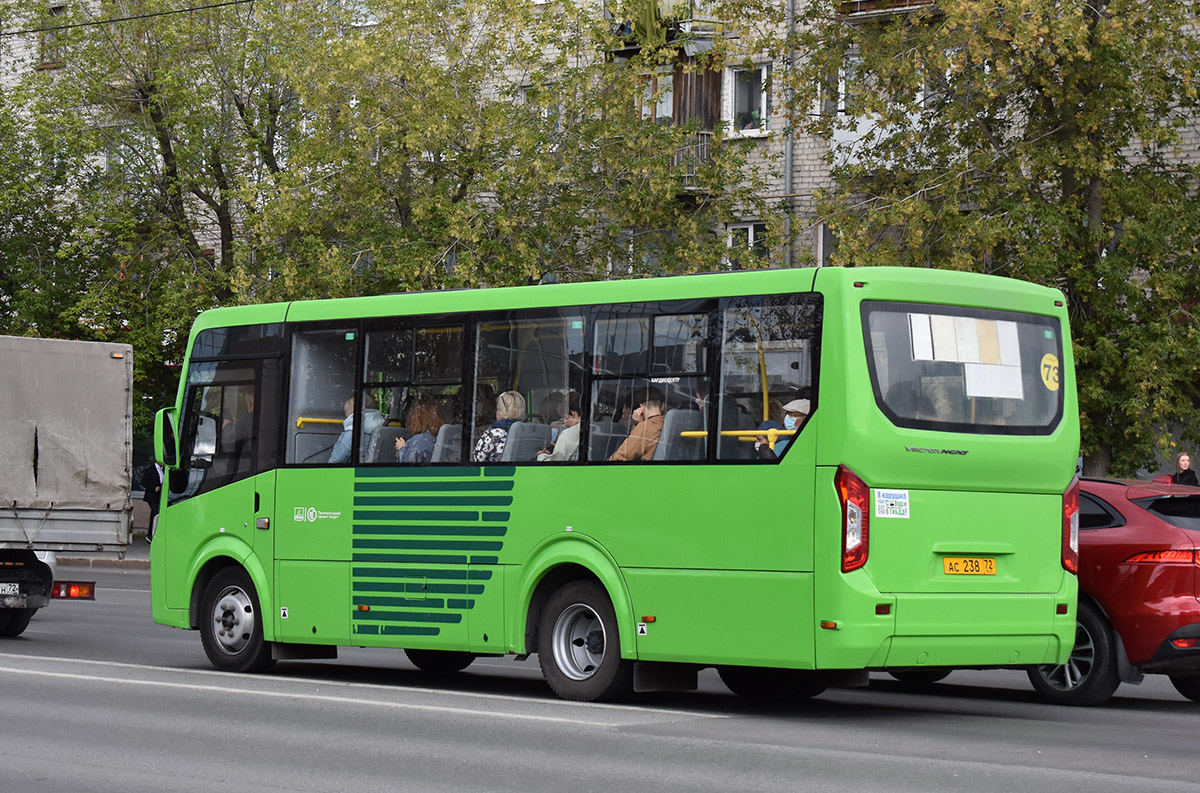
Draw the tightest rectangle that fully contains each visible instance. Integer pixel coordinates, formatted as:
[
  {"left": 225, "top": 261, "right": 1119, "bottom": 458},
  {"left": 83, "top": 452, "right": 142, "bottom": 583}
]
[
  {"left": 0, "top": 582, "right": 19, "bottom": 595},
  {"left": 943, "top": 557, "right": 996, "bottom": 575}
]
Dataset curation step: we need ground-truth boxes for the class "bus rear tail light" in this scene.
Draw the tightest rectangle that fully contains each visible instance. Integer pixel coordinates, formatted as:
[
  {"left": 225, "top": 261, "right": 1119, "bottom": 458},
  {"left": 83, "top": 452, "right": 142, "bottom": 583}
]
[
  {"left": 51, "top": 581, "right": 96, "bottom": 600},
  {"left": 836, "top": 465, "right": 869, "bottom": 573},
  {"left": 1062, "top": 478, "right": 1079, "bottom": 575}
]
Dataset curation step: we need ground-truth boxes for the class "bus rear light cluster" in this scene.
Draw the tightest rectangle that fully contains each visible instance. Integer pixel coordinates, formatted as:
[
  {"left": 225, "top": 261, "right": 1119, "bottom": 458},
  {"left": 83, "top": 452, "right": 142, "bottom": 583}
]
[
  {"left": 51, "top": 581, "right": 95, "bottom": 600},
  {"left": 836, "top": 465, "right": 869, "bottom": 573},
  {"left": 1062, "top": 478, "right": 1080, "bottom": 574}
]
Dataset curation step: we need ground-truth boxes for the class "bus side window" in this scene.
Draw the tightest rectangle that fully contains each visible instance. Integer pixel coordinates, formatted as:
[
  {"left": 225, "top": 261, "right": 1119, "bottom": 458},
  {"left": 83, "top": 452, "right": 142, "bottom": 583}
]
[{"left": 286, "top": 327, "right": 358, "bottom": 465}]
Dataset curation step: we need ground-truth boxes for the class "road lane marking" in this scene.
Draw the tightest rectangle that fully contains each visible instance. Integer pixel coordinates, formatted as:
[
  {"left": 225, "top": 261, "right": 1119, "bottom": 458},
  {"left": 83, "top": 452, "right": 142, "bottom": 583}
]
[
  {"left": 0, "top": 664, "right": 628, "bottom": 726},
  {"left": 0, "top": 651, "right": 718, "bottom": 719}
]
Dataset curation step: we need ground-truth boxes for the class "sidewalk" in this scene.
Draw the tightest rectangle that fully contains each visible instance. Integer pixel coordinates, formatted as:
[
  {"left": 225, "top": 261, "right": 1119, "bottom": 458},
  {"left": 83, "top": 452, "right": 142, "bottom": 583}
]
[{"left": 58, "top": 529, "right": 152, "bottom": 570}]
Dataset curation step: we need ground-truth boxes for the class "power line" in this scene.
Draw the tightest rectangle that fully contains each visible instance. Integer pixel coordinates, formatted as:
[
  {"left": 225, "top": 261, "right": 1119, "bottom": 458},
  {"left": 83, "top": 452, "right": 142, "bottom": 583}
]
[{"left": 0, "top": 0, "right": 255, "bottom": 37}]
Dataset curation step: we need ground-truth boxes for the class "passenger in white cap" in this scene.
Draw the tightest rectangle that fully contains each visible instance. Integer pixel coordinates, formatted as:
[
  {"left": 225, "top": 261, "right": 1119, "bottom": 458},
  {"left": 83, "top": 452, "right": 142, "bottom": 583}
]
[{"left": 756, "top": 397, "right": 810, "bottom": 460}]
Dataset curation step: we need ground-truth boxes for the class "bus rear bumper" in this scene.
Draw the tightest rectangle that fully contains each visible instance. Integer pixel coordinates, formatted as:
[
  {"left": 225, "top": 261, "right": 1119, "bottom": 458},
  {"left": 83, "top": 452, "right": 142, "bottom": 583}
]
[{"left": 882, "top": 592, "right": 1074, "bottom": 667}]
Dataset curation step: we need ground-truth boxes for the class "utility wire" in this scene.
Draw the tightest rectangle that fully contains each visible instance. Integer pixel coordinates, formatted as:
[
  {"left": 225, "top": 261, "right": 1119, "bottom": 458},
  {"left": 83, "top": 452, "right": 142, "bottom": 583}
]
[{"left": 0, "top": 0, "right": 254, "bottom": 37}]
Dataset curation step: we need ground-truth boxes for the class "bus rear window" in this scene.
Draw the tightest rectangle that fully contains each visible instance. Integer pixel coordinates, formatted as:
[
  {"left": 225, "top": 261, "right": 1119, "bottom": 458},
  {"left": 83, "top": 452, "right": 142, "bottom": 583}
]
[{"left": 863, "top": 301, "right": 1063, "bottom": 435}]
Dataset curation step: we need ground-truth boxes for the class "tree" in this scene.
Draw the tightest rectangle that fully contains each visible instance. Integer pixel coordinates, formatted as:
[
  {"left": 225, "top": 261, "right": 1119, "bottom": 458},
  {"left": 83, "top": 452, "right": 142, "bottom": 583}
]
[{"left": 768, "top": 0, "right": 1200, "bottom": 475}]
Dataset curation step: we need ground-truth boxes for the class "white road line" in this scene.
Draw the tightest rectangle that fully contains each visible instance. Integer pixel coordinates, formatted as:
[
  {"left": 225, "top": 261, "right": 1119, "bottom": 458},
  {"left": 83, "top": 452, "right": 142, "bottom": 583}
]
[
  {"left": 0, "top": 664, "right": 624, "bottom": 727},
  {"left": 0, "top": 650, "right": 719, "bottom": 719}
]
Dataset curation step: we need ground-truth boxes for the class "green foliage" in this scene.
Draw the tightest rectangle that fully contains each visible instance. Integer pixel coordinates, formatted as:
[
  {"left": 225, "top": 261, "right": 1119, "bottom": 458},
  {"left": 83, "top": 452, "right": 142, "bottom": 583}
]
[{"left": 763, "top": 0, "right": 1200, "bottom": 475}]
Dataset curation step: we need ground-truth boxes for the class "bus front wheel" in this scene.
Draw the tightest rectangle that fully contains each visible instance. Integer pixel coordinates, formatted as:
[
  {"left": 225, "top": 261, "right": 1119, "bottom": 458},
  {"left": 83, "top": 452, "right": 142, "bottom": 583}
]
[
  {"left": 537, "top": 580, "right": 633, "bottom": 702},
  {"left": 718, "top": 666, "right": 827, "bottom": 701},
  {"left": 200, "top": 567, "right": 275, "bottom": 673}
]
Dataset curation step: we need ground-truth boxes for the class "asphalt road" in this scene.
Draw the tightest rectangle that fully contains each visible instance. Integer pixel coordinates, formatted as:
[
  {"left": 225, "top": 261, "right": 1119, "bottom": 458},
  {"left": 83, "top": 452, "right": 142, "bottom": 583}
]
[{"left": 2, "top": 567, "right": 1198, "bottom": 793}]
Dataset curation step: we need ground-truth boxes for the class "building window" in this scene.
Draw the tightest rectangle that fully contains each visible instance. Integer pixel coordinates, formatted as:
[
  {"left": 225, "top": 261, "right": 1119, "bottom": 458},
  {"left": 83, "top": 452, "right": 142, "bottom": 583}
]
[
  {"left": 728, "top": 222, "right": 768, "bottom": 261},
  {"left": 38, "top": 6, "right": 68, "bottom": 69},
  {"left": 726, "top": 64, "right": 770, "bottom": 135},
  {"left": 640, "top": 72, "right": 674, "bottom": 126}
]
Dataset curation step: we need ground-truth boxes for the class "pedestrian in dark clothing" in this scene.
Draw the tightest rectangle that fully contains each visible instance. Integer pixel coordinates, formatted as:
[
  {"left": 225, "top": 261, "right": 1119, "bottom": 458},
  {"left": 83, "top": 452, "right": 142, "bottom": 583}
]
[
  {"left": 141, "top": 461, "right": 164, "bottom": 543},
  {"left": 1174, "top": 452, "right": 1199, "bottom": 486}
]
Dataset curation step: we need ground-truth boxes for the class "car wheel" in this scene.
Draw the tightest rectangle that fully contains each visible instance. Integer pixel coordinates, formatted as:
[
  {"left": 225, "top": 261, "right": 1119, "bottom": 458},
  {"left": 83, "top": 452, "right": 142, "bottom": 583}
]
[
  {"left": 1026, "top": 601, "right": 1120, "bottom": 706},
  {"left": 537, "top": 580, "right": 633, "bottom": 702},
  {"left": 718, "top": 666, "right": 827, "bottom": 701},
  {"left": 200, "top": 567, "right": 275, "bottom": 673},
  {"left": 0, "top": 607, "right": 35, "bottom": 637},
  {"left": 1168, "top": 674, "right": 1200, "bottom": 703},
  {"left": 887, "top": 669, "right": 951, "bottom": 685},
  {"left": 405, "top": 649, "right": 477, "bottom": 674}
]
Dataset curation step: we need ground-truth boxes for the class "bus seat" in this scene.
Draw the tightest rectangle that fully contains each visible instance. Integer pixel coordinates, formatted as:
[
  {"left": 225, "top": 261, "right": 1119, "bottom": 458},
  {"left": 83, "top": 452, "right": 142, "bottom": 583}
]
[
  {"left": 365, "top": 425, "right": 411, "bottom": 463},
  {"left": 653, "top": 409, "right": 705, "bottom": 461},
  {"left": 588, "top": 421, "right": 627, "bottom": 461},
  {"left": 430, "top": 423, "right": 462, "bottom": 463},
  {"left": 501, "top": 421, "right": 552, "bottom": 462}
]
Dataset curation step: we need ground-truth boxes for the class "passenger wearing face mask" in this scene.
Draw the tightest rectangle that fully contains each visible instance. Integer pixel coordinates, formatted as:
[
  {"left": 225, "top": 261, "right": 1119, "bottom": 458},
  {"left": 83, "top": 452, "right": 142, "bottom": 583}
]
[{"left": 755, "top": 397, "right": 809, "bottom": 461}]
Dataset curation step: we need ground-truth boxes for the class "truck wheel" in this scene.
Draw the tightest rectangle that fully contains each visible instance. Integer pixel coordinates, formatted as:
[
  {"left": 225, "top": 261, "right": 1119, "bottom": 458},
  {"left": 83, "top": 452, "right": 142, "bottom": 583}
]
[
  {"left": 0, "top": 609, "right": 10, "bottom": 635},
  {"left": 1026, "top": 601, "right": 1120, "bottom": 706},
  {"left": 537, "top": 580, "right": 633, "bottom": 702},
  {"left": 0, "top": 608, "right": 35, "bottom": 637},
  {"left": 200, "top": 567, "right": 275, "bottom": 673},
  {"left": 1168, "top": 675, "right": 1200, "bottom": 703},
  {"left": 718, "top": 666, "right": 827, "bottom": 701},
  {"left": 405, "top": 649, "right": 477, "bottom": 674}
]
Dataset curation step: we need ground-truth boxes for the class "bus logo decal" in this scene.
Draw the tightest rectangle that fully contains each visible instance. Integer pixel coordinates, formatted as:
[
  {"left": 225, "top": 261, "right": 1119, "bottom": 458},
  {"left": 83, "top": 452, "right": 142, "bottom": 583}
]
[{"left": 905, "top": 446, "right": 968, "bottom": 455}]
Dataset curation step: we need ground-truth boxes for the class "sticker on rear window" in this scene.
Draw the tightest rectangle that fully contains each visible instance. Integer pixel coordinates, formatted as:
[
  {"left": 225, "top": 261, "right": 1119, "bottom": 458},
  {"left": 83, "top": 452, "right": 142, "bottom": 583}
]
[
  {"left": 1040, "top": 353, "right": 1060, "bottom": 392},
  {"left": 875, "top": 490, "right": 910, "bottom": 519}
]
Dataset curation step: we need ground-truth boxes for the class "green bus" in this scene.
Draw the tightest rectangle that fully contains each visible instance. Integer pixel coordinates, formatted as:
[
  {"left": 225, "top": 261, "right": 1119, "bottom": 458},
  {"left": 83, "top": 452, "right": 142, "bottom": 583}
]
[{"left": 151, "top": 266, "right": 1080, "bottom": 701}]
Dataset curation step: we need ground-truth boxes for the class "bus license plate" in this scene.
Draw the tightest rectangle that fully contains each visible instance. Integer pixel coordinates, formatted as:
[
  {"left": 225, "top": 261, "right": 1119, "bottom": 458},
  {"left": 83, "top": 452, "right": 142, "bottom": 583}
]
[
  {"left": 943, "top": 557, "right": 996, "bottom": 575},
  {"left": 0, "top": 582, "right": 19, "bottom": 595}
]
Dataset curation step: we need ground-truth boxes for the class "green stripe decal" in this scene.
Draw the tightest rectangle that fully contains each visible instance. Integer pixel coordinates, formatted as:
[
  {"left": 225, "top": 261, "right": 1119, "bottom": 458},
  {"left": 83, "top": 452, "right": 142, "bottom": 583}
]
[{"left": 350, "top": 466, "right": 513, "bottom": 639}]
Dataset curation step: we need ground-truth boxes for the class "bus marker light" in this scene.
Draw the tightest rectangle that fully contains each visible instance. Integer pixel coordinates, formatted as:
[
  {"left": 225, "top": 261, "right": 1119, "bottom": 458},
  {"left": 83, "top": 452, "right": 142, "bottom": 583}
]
[
  {"left": 1056, "top": 603, "right": 1069, "bottom": 615},
  {"left": 357, "top": 605, "right": 370, "bottom": 612},
  {"left": 875, "top": 604, "right": 890, "bottom": 615},
  {"left": 1171, "top": 638, "right": 1198, "bottom": 649},
  {"left": 820, "top": 621, "right": 838, "bottom": 630},
  {"left": 641, "top": 616, "right": 656, "bottom": 623}
]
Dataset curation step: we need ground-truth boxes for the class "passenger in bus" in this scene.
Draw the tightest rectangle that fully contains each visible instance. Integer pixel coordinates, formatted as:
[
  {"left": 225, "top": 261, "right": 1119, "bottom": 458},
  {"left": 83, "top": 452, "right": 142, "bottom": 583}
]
[
  {"left": 756, "top": 398, "right": 808, "bottom": 460},
  {"left": 608, "top": 387, "right": 666, "bottom": 462},
  {"left": 537, "top": 391, "right": 582, "bottom": 462},
  {"left": 394, "top": 400, "right": 443, "bottom": 465},
  {"left": 329, "top": 393, "right": 385, "bottom": 464},
  {"left": 471, "top": 390, "right": 526, "bottom": 462}
]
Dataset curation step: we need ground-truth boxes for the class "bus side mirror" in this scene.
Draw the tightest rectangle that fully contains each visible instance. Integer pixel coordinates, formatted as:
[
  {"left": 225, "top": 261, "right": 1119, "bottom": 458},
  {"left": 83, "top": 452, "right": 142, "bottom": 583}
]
[{"left": 155, "top": 407, "right": 179, "bottom": 468}]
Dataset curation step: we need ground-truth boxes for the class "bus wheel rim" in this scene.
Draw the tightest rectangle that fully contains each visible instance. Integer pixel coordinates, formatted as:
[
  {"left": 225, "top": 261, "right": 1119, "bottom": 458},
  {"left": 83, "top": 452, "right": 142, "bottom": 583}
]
[
  {"left": 552, "top": 603, "right": 605, "bottom": 681},
  {"left": 212, "top": 586, "right": 255, "bottom": 656}
]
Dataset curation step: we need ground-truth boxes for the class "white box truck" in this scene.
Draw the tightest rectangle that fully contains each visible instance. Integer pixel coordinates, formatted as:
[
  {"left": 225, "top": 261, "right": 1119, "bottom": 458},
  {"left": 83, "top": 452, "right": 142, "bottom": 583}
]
[{"left": 0, "top": 335, "right": 133, "bottom": 636}]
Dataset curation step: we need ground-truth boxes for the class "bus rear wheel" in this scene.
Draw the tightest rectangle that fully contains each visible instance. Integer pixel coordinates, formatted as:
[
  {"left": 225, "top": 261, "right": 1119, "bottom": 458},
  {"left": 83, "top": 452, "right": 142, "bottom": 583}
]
[
  {"left": 1026, "top": 601, "right": 1119, "bottom": 706},
  {"left": 405, "top": 649, "right": 477, "bottom": 674},
  {"left": 718, "top": 666, "right": 827, "bottom": 701},
  {"left": 200, "top": 567, "right": 275, "bottom": 673},
  {"left": 537, "top": 580, "right": 633, "bottom": 702}
]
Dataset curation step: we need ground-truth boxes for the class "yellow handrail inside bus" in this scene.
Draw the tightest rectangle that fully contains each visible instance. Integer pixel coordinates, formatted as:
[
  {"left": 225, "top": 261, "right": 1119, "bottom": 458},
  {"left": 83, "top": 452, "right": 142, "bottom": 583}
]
[
  {"left": 296, "top": 417, "right": 344, "bottom": 428},
  {"left": 679, "top": 428, "right": 796, "bottom": 450}
]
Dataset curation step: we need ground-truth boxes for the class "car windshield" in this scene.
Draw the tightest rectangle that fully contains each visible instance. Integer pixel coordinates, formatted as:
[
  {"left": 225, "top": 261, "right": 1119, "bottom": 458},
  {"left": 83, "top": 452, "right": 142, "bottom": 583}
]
[{"left": 1133, "top": 495, "right": 1200, "bottom": 531}]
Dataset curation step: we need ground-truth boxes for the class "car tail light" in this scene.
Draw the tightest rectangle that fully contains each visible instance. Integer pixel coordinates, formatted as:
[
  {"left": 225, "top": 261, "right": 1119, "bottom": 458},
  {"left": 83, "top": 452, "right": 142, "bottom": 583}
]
[
  {"left": 1123, "top": 550, "right": 1199, "bottom": 565},
  {"left": 1062, "top": 478, "right": 1080, "bottom": 574},
  {"left": 836, "top": 465, "right": 869, "bottom": 573},
  {"left": 50, "top": 581, "right": 96, "bottom": 600}
]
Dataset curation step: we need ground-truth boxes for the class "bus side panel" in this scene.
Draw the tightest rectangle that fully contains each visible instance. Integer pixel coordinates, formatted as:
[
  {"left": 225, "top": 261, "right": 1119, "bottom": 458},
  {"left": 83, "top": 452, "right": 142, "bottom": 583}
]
[
  {"left": 275, "top": 560, "right": 350, "bottom": 645},
  {"left": 624, "top": 568, "right": 815, "bottom": 668}
]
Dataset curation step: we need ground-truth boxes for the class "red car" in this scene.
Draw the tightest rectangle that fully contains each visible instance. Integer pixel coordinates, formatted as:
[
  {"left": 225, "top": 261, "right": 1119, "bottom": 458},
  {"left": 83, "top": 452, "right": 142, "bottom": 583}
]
[{"left": 1027, "top": 478, "right": 1200, "bottom": 705}]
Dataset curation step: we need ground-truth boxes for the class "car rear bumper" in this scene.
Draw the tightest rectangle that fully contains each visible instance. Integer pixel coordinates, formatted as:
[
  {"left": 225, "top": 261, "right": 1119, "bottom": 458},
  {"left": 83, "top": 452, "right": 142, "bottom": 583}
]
[{"left": 1140, "top": 623, "right": 1200, "bottom": 673}]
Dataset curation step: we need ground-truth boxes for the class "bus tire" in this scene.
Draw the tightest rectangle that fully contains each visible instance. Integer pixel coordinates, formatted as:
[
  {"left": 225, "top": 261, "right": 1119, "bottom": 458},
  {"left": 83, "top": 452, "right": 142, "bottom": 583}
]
[
  {"left": 537, "top": 580, "right": 633, "bottom": 702},
  {"left": 1168, "top": 675, "right": 1200, "bottom": 703},
  {"left": 1026, "top": 601, "right": 1120, "bottom": 706},
  {"left": 200, "top": 567, "right": 275, "bottom": 673},
  {"left": 0, "top": 607, "right": 35, "bottom": 637},
  {"left": 718, "top": 666, "right": 827, "bottom": 701},
  {"left": 405, "top": 649, "right": 477, "bottom": 674},
  {"left": 887, "top": 669, "right": 951, "bottom": 685}
]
